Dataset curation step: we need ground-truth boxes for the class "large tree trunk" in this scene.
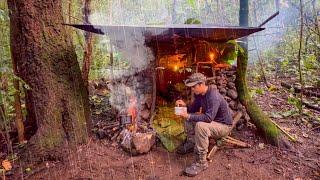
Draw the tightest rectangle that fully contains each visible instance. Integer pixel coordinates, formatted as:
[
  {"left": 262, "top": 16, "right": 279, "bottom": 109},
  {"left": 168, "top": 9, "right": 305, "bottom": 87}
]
[
  {"left": 237, "top": 0, "right": 289, "bottom": 147},
  {"left": 81, "top": 0, "right": 93, "bottom": 90},
  {"left": 8, "top": 0, "right": 91, "bottom": 160}
]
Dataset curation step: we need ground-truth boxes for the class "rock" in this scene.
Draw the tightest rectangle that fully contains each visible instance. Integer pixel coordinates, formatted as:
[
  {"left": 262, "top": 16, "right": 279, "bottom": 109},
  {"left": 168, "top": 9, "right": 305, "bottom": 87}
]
[
  {"left": 224, "top": 96, "right": 232, "bottom": 102},
  {"left": 237, "top": 103, "right": 244, "bottom": 111},
  {"left": 226, "top": 71, "right": 236, "bottom": 77},
  {"left": 228, "top": 76, "right": 236, "bottom": 82},
  {"left": 236, "top": 119, "right": 245, "bottom": 130},
  {"left": 227, "top": 82, "right": 236, "bottom": 89},
  {"left": 140, "top": 109, "right": 150, "bottom": 120},
  {"left": 121, "top": 130, "right": 156, "bottom": 155},
  {"left": 218, "top": 79, "right": 226, "bottom": 86},
  {"left": 227, "top": 89, "right": 238, "bottom": 99},
  {"left": 132, "top": 132, "right": 156, "bottom": 154},
  {"left": 229, "top": 101, "right": 237, "bottom": 110},
  {"left": 244, "top": 112, "right": 250, "bottom": 121},
  {"left": 219, "top": 88, "right": 227, "bottom": 95}
]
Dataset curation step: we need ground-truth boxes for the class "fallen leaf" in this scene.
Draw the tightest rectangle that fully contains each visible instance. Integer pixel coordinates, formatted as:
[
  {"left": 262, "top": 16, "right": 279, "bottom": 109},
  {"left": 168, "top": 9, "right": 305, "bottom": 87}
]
[
  {"left": 268, "top": 85, "right": 277, "bottom": 91},
  {"left": 270, "top": 112, "right": 283, "bottom": 119},
  {"left": 302, "top": 132, "right": 309, "bottom": 138},
  {"left": 282, "top": 127, "right": 292, "bottom": 132},
  {"left": 258, "top": 143, "right": 265, "bottom": 149},
  {"left": 25, "top": 167, "right": 32, "bottom": 172},
  {"left": 2, "top": 160, "right": 12, "bottom": 171}
]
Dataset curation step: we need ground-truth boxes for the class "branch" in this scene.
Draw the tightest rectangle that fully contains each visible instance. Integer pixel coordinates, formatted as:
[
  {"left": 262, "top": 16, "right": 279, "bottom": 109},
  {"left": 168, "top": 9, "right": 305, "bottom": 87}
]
[{"left": 281, "top": 82, "right": 320, "bottom": 98}]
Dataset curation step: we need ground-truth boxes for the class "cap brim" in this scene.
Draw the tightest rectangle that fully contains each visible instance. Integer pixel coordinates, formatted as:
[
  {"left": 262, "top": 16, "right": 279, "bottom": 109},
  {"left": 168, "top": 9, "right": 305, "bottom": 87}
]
[{"left": 184, "top": 80, "right": 200, "bottom": 87}]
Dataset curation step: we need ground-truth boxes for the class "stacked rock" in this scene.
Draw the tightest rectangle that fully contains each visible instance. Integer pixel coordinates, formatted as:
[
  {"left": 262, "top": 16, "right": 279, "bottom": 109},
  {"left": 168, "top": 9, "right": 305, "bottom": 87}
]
[{"left": 211, "top": 66, "right": 251, "bottom": 125}]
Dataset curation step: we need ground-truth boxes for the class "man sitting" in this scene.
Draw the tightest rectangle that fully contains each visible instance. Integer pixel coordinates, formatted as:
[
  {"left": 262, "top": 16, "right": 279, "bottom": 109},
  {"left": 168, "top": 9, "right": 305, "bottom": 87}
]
[{"left": 175, "top": 72, "right": 233, "bottom": 177}]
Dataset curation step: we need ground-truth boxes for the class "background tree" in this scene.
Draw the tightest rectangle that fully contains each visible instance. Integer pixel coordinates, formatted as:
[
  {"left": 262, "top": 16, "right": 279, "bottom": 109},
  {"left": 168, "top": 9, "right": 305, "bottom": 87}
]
[
  {"left": 7, "top": 0, "right": 91, "bottom": 160},
  {"left": 82, "top": 0, "right": 94, "bottom": 90}
]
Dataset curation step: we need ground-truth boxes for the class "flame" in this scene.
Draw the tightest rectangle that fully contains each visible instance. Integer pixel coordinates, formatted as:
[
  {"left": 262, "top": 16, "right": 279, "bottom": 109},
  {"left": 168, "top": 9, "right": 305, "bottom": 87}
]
[
  {"left": 209, "top": 52, "right": 215, "bottom": 61},
  {"left": 174, "top": 65, "right": 178, "bottom": 71},
  {"left": 127, "top": 96, "right": 137, "bottom": 132}
]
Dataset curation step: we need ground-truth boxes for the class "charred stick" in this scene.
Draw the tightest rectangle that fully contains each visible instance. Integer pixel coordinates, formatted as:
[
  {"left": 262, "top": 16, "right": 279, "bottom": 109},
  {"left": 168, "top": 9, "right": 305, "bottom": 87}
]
[{"left": 111, "top": 130, "right": 121, "bottom": 141}]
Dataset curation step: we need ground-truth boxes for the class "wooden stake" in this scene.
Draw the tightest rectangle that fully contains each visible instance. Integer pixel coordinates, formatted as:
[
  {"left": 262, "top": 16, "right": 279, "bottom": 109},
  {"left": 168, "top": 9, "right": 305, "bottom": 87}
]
[{"left": 207, "top": 145, "right": 218, "bottom": 161}]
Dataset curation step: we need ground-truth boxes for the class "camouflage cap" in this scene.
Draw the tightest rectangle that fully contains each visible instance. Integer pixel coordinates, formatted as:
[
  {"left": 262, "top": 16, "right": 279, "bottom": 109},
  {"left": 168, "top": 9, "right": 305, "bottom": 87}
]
[{"left": 184, "top": 73, "right": 207, "bottom": 87}]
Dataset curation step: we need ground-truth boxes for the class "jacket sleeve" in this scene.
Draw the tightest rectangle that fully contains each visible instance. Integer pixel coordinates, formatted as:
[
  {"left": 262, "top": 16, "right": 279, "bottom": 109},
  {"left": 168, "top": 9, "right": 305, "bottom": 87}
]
[{"left": 189, "top": 91, "right": 220, "bottom": 123}]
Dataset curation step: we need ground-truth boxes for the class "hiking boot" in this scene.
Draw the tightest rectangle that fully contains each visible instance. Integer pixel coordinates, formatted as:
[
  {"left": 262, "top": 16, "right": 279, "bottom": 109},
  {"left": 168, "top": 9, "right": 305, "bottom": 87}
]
[
  {"left": 183, "top": 157, "right": 208, "bottom": 177},
  {"left": 176, "top": 140, "right": 194, "bottom": 154}
]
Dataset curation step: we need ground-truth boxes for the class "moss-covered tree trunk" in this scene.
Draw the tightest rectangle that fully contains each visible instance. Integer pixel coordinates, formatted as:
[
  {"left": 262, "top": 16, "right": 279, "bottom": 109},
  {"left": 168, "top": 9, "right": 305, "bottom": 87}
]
[
  {"left": 236, "top": 50, "right": 289, "bottom": 146},
  {"left": 8, "top": 0, "right": 91, "bottom": 160},
  {"left": 237, "top": 0, "right": 289, "bottom": 147}
]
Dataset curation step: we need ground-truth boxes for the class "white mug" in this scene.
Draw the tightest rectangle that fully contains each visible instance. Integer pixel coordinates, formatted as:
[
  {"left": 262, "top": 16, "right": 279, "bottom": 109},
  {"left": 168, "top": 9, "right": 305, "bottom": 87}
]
[{"left": 174, "top": 107, "right": 187, "bottom": 115}]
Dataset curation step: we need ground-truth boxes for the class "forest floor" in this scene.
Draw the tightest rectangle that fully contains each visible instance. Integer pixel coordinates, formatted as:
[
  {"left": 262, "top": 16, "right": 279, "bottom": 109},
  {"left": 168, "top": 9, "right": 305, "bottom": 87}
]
[{"left": 11, "top": 77, "right": 320, "bottom": 180}]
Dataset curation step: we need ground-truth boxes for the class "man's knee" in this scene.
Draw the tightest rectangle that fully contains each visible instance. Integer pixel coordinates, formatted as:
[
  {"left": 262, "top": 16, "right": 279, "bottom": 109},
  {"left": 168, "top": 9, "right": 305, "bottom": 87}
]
[{"left": 195, "top": 122, "right": 210, "bottom": 136}]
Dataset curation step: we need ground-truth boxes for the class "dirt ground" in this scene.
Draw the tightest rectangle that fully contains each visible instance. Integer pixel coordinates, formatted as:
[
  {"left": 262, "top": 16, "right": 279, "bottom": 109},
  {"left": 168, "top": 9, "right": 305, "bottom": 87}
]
[{"left": 11, "top": 79, "right": 320, "bottom": 180}]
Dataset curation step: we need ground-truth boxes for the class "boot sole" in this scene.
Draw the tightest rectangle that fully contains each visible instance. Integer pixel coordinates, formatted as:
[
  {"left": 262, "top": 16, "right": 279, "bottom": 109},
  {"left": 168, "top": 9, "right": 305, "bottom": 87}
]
[
  {"left": 183, "top": 166, "right": 208, "bottom": 177},
  {"left": 183, "top": 171, "right": 197, "bottom": 177}
]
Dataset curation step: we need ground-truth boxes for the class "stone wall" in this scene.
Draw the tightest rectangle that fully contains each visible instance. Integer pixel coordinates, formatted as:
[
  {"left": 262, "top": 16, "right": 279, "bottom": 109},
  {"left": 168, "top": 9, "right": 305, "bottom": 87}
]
[{"left": 212, "top": 66, "right": 250, "bottom": 125}]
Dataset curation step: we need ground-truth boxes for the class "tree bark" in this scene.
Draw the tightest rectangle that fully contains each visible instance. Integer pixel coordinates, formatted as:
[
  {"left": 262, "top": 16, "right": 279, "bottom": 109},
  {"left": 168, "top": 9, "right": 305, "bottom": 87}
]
[
  {"left": 237, "top": 0, "right": 290, "bottom": 147},
  {"left": 8, "top": 0, "right": 91, "bottom": 160},
  {"left": 81, "top": 0, "right": 93, "bottom": 90}
]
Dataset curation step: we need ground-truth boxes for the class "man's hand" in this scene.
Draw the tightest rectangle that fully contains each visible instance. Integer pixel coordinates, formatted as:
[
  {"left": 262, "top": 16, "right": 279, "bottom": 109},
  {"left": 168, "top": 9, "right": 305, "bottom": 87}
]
[
  {"left": 175, "top": 99, "right": 186, "bottom": 107},
  {"left": 179, "top": 111, "right": 190, "bottom": 120}
]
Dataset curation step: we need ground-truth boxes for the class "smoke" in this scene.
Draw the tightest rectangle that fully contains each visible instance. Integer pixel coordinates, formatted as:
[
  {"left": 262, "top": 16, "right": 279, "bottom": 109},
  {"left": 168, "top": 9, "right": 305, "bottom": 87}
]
[
  {"left": 108, "top": 83, "right": 136, "bottom": 113},
  {"left": 248, "top": 1, "right": 300, "bottom": 63},
  {"left": 89, "top": 10, "right": 164, "bottom": 114}
]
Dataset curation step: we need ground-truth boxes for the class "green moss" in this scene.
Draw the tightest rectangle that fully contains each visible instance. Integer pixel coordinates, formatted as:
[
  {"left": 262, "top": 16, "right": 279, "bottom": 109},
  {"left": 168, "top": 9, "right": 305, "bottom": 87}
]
[
  {"left": 39, "top": 129, "right": 64, "bottom": 150},
  {"left": 236, "top": 45, "right": 283, "bottom": 146}
]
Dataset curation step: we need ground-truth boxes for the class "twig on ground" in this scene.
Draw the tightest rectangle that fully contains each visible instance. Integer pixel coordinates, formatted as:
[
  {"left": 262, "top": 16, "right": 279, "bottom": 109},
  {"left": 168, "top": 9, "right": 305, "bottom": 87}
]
[
  {"left": 270, "top": 119, "right": 297, "bottom": 142},
  {"left": 308, "top": 125, "right": 320, "bottom": 132}
]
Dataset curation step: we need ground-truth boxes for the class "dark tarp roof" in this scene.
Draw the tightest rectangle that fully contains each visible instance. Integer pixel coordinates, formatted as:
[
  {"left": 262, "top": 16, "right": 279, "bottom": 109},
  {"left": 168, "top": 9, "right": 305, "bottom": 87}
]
[{"left": 66, "top": 24, "right": 264, "bottom": 43}]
